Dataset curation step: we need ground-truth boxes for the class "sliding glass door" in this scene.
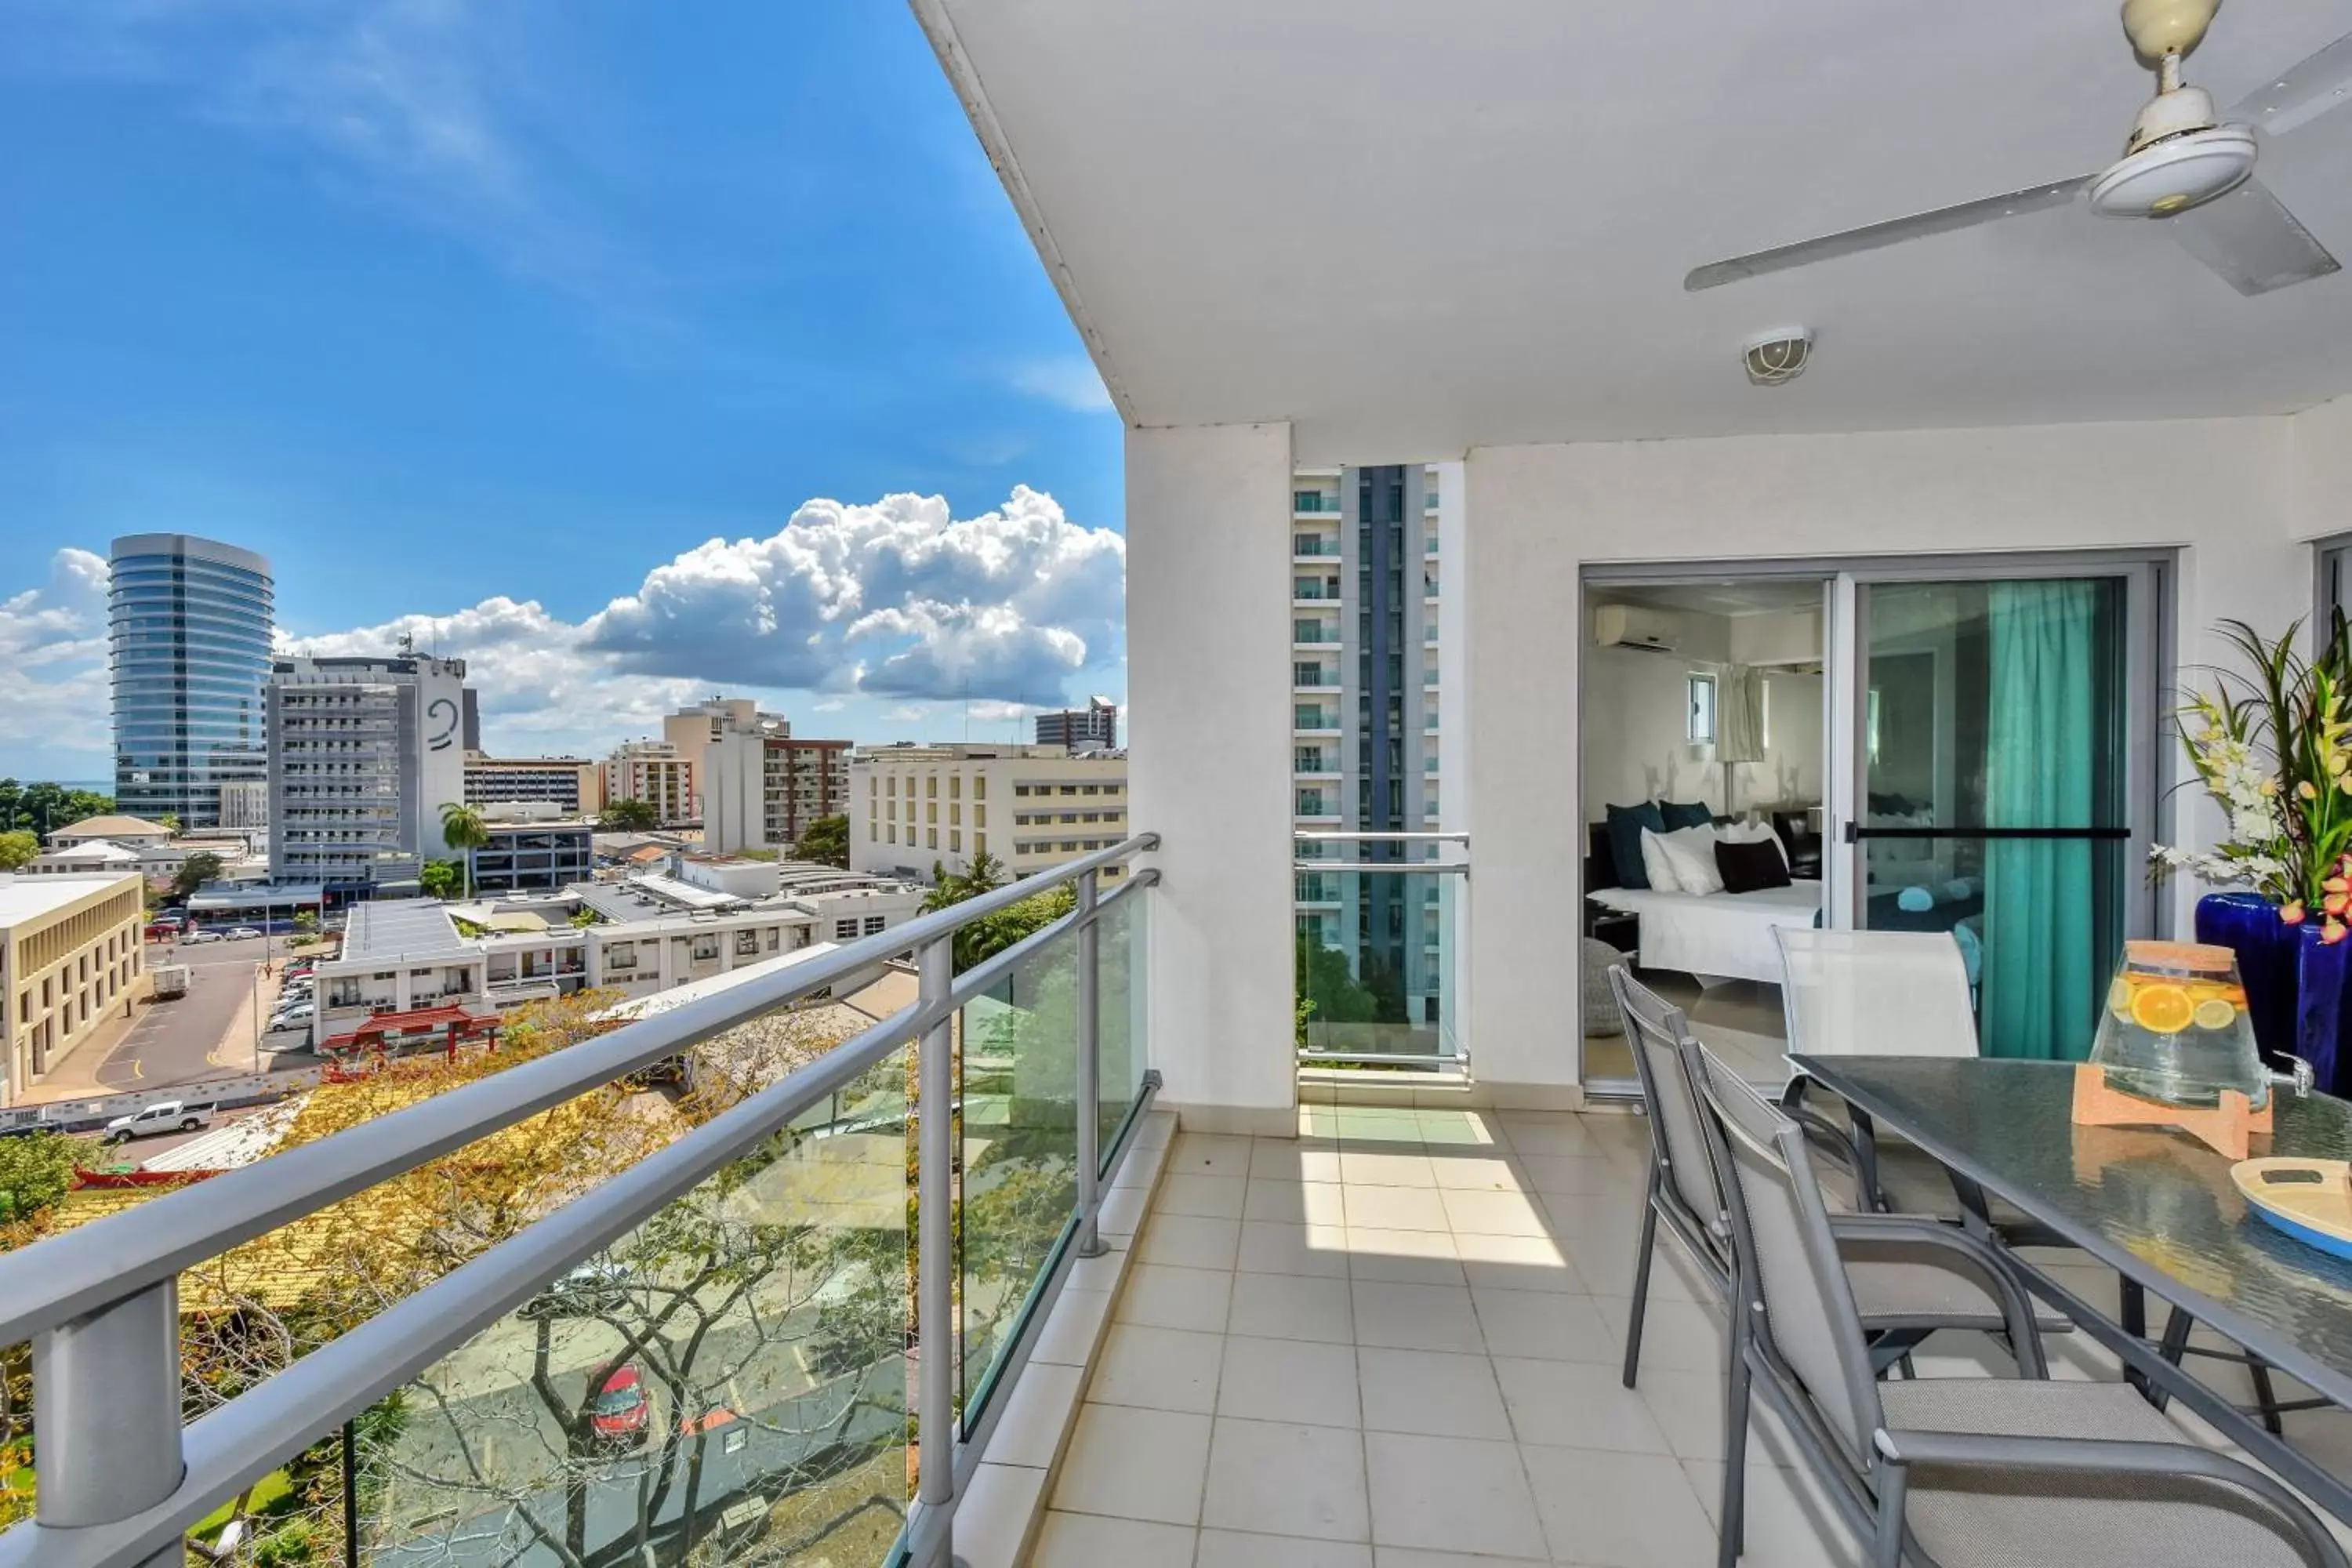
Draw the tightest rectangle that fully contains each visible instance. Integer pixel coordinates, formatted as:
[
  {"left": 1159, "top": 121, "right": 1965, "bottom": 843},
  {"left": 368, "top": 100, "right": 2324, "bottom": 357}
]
[{"left": 1845, "top": 568, "right": 2157, "bottom": 1059}]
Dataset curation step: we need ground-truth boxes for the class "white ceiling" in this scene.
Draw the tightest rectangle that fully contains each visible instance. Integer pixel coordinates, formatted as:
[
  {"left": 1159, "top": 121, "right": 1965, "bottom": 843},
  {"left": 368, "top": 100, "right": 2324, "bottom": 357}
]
[
  {"left": 919, "top": 0, "right": 2352, "bottom": 459},
  {"left": 1599, "top": 582, "right": 1826, "bottom": 619}
]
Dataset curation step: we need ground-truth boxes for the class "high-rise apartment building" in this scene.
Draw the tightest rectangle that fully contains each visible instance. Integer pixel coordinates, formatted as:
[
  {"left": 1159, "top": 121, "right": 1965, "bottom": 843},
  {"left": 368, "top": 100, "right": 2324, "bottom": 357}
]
[
  {"left": 267, "top": 654, "right": 470, "bottom": 895},
  {"left": 463, "top": 753, "right": 604, "bottom": 817},
  {"left": 848, "top": 743, "right": 1128, "bottom": 884},
  {"left": 1035, "top": 698, "right": 1119, "bottom": 753},
  {"left": 109, "top": 534, "right": 274, "bottom": 829},
  {"left": 604, "top": 741, "right": 695, "bottom": 826},
  {"left": 665, "top": 699, "right": 851, "bottom": 852},
  {"left": 1291, "top": 464, "right": 1446, "bottom": 1022}
]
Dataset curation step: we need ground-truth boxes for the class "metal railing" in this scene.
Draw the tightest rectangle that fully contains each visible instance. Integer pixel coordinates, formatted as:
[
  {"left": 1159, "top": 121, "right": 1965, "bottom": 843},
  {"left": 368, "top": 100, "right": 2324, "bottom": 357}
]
[
  {"left": 0, "top": 833, "right": 1161, "bottom": 1568},
  {"left": 1293, "top": 831, "right": 1466, "bottom": 1070}
]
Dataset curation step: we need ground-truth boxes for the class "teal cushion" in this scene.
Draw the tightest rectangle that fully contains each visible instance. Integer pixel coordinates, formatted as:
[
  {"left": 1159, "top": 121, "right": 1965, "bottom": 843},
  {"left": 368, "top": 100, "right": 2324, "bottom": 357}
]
[
  {"left": 1604, "top": 801, "right": 1667, "bottom": 889},
  {"left": 1659, "top": 800, "right": 1714, "bottom": 830}
]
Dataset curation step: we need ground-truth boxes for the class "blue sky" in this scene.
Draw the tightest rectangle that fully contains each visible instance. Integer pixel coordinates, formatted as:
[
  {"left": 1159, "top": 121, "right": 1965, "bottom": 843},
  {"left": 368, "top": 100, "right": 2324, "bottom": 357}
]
[{"left": 0, "top": 0, "right": 1125, "bottom": 781}]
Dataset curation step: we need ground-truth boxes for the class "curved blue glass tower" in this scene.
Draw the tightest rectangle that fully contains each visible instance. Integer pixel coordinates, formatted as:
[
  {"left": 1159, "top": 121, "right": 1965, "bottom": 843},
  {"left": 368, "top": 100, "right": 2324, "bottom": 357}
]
[{"left": 109, "top": 534, "right": 274, "bottom": 829}]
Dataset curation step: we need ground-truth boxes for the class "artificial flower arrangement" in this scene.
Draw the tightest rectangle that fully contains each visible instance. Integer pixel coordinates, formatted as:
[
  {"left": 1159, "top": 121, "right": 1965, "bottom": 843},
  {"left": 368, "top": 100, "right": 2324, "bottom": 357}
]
[{"left": 2156, "top": 617, "right": 2352, "bottom": 942}]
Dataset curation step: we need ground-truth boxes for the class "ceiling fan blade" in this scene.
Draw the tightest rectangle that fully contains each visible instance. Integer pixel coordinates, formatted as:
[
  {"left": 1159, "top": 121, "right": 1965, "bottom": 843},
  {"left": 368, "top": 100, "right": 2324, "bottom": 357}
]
[
  {"left": 2227, "top": 30, "right": 2352, "bottom": 138},
  {"left": 2167, "top": 177, "right": 2342, "bottom": 296},
  {"left": 1685, "top": 176, "right": 2093, "bottom": 291}
]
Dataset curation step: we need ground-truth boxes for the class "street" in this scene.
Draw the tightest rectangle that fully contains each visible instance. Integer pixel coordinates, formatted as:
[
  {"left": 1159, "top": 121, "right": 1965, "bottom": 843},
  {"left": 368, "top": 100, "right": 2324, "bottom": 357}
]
[{"left": 95, "top": 936, "right": 303, "bottom": 1091}]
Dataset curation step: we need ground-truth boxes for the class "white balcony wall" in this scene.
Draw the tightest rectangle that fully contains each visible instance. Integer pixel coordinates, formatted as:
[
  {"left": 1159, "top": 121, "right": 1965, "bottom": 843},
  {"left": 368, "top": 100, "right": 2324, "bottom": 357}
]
[
  {"left": 1129, "top": 419, "right": 1298, "bottom": 1134},
  {"left": 1465, "top": 412, "right": 2320, "bottom": 1094}
]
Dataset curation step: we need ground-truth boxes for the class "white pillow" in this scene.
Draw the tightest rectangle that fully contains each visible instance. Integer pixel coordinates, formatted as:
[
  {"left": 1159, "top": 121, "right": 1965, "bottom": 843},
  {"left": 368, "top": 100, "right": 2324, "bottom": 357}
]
[
  {"left": 1718, "top": 818, "right": 1788, "bottom": 869},
  {"left": 1638, "top": 827, "right": 1683, "bottom": 893},
  {"left": 1656, "top": 823, "right": 1724, "bottom": 895}
]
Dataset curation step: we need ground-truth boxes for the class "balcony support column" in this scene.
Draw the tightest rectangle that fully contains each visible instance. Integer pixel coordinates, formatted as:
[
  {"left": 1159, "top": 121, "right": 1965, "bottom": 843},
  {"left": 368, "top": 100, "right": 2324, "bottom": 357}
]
[
  {"left": 1128, "top": 421, "right": 1298, "bottom": 1134},
  {"left": 34, "top": 1279, "right": 185, "bottom": 1564},
  {"left": 1073, "top": 868, "right": 1106, "bottom": 1256},
  {"left": 913, "top": 932, "right": 956, "bottom": 1551}
]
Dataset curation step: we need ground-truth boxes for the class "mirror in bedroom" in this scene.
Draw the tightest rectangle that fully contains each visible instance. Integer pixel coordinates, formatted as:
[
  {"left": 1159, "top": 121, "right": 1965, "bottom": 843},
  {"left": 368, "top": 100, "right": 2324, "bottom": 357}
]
[{"left": 1579, "top": 576, "right": 1829, "bottom": 1091}]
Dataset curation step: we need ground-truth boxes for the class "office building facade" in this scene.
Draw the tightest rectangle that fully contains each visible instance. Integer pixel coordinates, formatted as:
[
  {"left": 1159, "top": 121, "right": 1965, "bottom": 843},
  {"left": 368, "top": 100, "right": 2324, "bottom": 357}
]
[
  {"left": 467, "top": 819, "right": 595, "bottom": 893},
  {"left": 1292, "top": 464, "right": 1446, "bottom": 1021},
  {"left": 463, "top": 754, "right": 603, "bottom": 817},
  {"left": 0, "top": 873, "right": 147, "bottom": 1105},
  {"left": 603, "top": 742, "right": 695, "bottom": 826},
  {"left": 848, "top": 743, "right": 1128, "bottom": 884},
  {"left": 670, "top": 701, "right": 851, "bottom": 852},
  {"left": 1035, "top": 698, "right": 1119, "bottom": 753},
  {"left": 109, "top": 534, "right": 274, "bottom": 830},
  {"left": 267, "top": 654, "right": 470, "bottom": 895}
]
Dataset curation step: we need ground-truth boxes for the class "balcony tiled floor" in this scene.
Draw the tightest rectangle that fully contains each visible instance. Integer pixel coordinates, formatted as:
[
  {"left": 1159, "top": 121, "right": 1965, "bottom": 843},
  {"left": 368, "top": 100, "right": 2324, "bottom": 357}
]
[{"left": 1022, "top": 1103, "right": 2352, "bottom": 1568}]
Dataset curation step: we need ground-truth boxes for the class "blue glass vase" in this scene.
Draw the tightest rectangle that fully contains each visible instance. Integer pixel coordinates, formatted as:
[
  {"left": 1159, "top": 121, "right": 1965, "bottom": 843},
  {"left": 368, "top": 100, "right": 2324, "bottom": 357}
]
[{"left": 2195, "top": 891, "right": 2349, "bottom": 1094}]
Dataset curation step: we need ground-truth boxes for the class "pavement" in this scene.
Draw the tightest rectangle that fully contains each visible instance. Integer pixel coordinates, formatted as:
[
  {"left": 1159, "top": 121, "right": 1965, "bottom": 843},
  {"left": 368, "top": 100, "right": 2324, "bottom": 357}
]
[{"left": 24, "top": 936, "right": 312, "bottom": 1103}]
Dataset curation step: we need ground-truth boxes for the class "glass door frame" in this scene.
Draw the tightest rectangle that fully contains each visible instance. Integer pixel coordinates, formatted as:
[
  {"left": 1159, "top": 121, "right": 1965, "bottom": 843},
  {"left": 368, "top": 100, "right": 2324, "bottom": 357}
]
[
  {"left": 1827, "top": 552, "right": 2172, "bottom": 954},
  {"left": 1576, "top": 549, "right": 2175, "bottom": 1094}
]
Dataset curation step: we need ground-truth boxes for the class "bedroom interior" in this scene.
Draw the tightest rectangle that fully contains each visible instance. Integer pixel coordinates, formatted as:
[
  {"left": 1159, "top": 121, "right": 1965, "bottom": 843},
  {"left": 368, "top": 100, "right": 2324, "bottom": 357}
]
[{"left": 1580, "top": 578, "right": 1827, "bottom": 1087}]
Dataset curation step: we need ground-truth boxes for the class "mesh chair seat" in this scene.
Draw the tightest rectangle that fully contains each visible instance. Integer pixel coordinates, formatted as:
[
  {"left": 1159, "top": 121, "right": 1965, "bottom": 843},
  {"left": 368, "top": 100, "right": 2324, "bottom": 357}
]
[
  {"left": 1882, "top": 1380, "right": 2326, "bottom": 1568},
  {"left": 1847, "top": 1240, "right": 2069, "bottom": 1335}
]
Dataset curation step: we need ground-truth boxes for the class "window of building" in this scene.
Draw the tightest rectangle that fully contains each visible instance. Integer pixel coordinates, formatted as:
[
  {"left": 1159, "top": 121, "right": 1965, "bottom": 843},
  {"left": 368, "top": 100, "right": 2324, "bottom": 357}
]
[
  {"left": 735, "top": 931, "right": 759, "bottom": 957},
  {"left": 973, "top": 777, "right": 985, "bottom": 799},
  {"left": 1061, "top": 813, "right": 1077, "bottom": 824},
  {"left": 927, "top": 802, "right": 938, "bottom": 823},
  {"left": 949, "top": 804, "right": 961, "bottom": 826},
  {"left": 949, "top": 775, "right": 960, "bottom": 799},
  {"left": 1082, "top": 784, "right": 1100, "bottom": 795},
  {"left": 927, "top": 775, "right": 938, "bottom": 798},
  {"left": 887, "top": 825, "right": 898, "bottom": 843},
  {"left": 975, "top": 832, "right": 986, "bottom": 858},
  {"left": 691, "top": 935, "right": 719, "bottom": 961},
  {"left": 1060, "top": 785, "right": 1078, "bottom": 796},
  {"left": 837, "top": 920, "right": 859, "bottom": 941},
  {"left": 1014, "top": 784, "right": 1030, "bottom": 797},
  {"left": 887, "top": 775, "right": 896, "bottom": 795},
  {"left": 869, "top": 821, "right": 879, "bottom": 840},
  {"left": 927, "top": 829, "right": 938, "bottom": 849},
  {"left": 949, "top": 830, "right": 962, "bottom": 851},
  {"left": 864, "top": 915, "right": 887, "bottom": 935},
  {"left": 975, "top": 804, "right": 985, "bottom": 826}
]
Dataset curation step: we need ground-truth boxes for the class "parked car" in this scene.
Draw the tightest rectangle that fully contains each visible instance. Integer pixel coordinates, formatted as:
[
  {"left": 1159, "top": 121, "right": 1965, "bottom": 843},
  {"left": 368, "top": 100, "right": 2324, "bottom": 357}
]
[
  {"left": 179, "top": 930, "right": 222, "bottom": 945},
  {"left": 590, "top": 1365, "right": 649, "bottom": 1440},
  {"left": 104, "top": 1101, "right": 215, "bottom": 1143},
  {"left": 222, "top": 926, "right": 263, "bottom": 941},
  {"left": 270, "top": 1003, "right": 315, "bottom": 1030}
]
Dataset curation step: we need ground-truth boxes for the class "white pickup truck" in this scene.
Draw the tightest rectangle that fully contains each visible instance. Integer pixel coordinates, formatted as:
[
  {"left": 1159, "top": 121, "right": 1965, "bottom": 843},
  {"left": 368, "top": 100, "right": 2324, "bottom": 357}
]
[
  {"left": 150, "top": 964, "right": 191, "bottom": 1000},
  {"left": 103, "top": 1099, "right": 216, "bottom": 1143}
]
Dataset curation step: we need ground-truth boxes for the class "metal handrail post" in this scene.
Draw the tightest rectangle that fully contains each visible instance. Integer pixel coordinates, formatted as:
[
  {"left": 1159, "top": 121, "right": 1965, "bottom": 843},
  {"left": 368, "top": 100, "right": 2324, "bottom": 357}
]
[
  {"left": 1073, "top": 869, "right": 1105, "bottom": 1258},
  {"left": 914, "top": 933, "right": 956, "bottom": 1556},
  {"left": 34, "top": 1280, "right": 183, "bottom": 1567}
]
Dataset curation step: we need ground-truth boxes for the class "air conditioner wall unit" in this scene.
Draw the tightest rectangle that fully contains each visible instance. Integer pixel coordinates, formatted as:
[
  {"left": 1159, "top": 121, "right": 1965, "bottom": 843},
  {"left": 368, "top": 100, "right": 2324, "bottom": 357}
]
[{"left": 1592, "top": 604, "right": 1684, "bottom": 654}]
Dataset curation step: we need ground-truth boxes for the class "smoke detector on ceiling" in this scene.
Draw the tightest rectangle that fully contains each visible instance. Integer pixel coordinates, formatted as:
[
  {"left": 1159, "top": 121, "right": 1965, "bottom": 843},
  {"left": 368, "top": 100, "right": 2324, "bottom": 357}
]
[{"left": 1744, "top": 328, "right": 1813, "bottom": 386}]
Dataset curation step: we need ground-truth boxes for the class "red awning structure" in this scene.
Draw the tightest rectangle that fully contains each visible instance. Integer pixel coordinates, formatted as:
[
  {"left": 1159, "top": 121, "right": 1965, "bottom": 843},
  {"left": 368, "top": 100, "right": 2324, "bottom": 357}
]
[{"left": 322, "top": 1006, "right": 503, "bottom": 1057}]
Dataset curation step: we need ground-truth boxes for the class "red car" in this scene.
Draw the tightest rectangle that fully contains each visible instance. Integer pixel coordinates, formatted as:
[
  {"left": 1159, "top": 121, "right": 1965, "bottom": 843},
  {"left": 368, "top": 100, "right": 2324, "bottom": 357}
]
[{"left": 591, "top": 1365, "right": 648, "bottom": 1440}]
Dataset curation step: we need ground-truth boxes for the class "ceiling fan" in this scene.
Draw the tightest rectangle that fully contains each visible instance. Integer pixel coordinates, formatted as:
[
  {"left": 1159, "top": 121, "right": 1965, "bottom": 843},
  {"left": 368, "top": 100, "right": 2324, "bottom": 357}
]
[{"left": 1686, "top": 0, "right": 2352, "bottom": 296}]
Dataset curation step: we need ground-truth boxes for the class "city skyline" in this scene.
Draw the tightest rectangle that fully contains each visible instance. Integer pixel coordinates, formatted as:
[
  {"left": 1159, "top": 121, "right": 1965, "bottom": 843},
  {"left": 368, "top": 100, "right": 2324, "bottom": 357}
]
[{"left": 0, "top": 2, "right": 1126, "bottom": 778}]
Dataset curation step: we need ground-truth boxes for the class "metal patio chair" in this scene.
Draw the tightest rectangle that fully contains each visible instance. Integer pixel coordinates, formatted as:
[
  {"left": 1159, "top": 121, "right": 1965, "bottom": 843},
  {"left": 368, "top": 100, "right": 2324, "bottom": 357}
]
[
  {"left": 1612, "top": 964, "right": 2062, "bottom": 1392},
  {"left": 1691, "top": 1043, "right": 2347, "bottom": 1568}
]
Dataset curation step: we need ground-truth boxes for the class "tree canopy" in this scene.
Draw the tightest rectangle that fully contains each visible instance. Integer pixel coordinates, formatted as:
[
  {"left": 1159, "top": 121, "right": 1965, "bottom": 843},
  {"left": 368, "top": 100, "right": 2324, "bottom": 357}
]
[
  {"left": 0, "top": 831, "right": 37, "bottom": 872},
  {"left": 920, "top": 851, "right": 1080, "bottom": 971},
  {"left": 792, "top": 812, "right": 850, "bottom": 869},
  {"left": 0, "top": 1133, "right": 77, "bottom": 1227},
  {"left": 172, "top": 850, "right": 226, "bottom": 900},
  {"left": 418, "top": 860, "right": 464, "bottom": 900},
  {"left": 598, "top": 797, "right": 660, "bottom": 832},
  {"left": 0, "top": 780, "right": 113, "bottom": 835}
]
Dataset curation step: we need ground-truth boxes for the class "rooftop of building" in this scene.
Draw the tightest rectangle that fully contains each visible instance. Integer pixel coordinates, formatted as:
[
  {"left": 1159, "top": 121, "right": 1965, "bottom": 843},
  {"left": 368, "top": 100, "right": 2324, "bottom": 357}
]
[
  {"left": 853, "top": 742, "right": 1127, "bottom": 762},
  {"left": 34, "top": 842, "right": 143, "bottom": 865},
  {"left": 48, "top": 815, "right": 172, "bottom": 840},
  {"left": 0, "top": 873, "right": 141, "bottom": 927},
  {"left": 343, "top": 899, "right": 472, "bottom": 964}
]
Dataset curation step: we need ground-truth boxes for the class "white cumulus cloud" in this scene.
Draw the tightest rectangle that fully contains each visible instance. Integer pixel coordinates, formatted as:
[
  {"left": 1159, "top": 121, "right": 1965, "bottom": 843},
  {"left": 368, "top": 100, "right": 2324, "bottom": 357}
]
[{"left": 0, "top": 549, "right": 111, "bottom": 757}]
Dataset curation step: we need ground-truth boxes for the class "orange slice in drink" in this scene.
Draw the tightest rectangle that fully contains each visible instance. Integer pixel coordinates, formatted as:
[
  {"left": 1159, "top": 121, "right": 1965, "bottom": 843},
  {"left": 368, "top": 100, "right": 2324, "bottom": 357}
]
[
  {"left": 2108, "top": 978, "right": 2134, "bottom": 1018},
  {"left": 2130, "top": 983, "right": 2197, "bottom": 1035},
  {"left": 2192, "top": 998, "right": 2238, "bottom": 1031}
]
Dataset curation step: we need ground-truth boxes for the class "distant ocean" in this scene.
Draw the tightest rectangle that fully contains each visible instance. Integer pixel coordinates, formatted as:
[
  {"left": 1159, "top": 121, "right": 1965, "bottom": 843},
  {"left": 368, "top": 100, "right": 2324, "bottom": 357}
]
[{"left": 51, "top": 780, "right": 114, "bottom": 794}]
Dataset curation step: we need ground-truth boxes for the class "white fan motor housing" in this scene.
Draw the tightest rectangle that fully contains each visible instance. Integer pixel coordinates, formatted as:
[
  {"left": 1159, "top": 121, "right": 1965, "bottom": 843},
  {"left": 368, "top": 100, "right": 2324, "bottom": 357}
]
[{"left": 2089, "top": 122, "right": 2256, "bottom": 217}]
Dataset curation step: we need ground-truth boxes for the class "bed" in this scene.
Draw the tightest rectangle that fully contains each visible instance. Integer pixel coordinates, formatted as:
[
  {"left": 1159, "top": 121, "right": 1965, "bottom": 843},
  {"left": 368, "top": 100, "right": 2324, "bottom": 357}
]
[{"left": 1587, "top": 881, "right": 1824, "bottom": 985}]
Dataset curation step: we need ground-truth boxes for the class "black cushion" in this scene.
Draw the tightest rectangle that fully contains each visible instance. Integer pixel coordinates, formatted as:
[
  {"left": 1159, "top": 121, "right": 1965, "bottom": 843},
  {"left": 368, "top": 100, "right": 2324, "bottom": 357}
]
[
  {"left": 1659, "top": 799, "right": 1713, "bottom": 831},
  {"left": 1715, "top": 837, "right": 1793, "bottom": 895},
  {"left": 1604, "top": 801, "right": 1667, "bottom": 889}
]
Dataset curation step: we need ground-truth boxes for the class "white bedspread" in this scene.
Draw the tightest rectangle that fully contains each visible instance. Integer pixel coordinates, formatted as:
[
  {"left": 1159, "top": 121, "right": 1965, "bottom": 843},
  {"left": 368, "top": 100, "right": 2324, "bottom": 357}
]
[{"left": 1588, "top": 880, "right": 1823, "bottom": 985}]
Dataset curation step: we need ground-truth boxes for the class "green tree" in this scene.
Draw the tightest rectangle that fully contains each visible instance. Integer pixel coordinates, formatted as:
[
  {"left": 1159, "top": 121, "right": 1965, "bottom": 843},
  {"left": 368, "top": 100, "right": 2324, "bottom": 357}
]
[
  {"left": 598, "top": 797, "right": 659, "bottom": 832},
  {"left": 567, "top": 906, "right": 601, "bottom": 929},
  {"left": 418, "top": 860, "right": 464, "bottom": 900},
  {"left": 792, "top": 812, "right": 851, "bottom": 868},
  {"left": 159, "top": 812, "right": 182, "bottom": 835},
  {"left": 0, "top": 831, "right": 36, "bottom": 872},
  {"left": 0, "top": 1133, "right": 78, "bottom": 1226},
  {"left": 172, "top": 850, "right": 226, "bottom": 901},
  {"left": 437, "top": 802, "right": 491, "bottom": 901},
  {"left": 1294, "top": 934, "right": 1380, "bottom": 1050},
  {"left": 292, "top": 909, "right": 321, "bottom": 937},
  {"left": 0, "top": 781, "right": 112, "bottom": 835},
  {"left": 918, "top": 851, "right": 1075, "bottom": 971}
]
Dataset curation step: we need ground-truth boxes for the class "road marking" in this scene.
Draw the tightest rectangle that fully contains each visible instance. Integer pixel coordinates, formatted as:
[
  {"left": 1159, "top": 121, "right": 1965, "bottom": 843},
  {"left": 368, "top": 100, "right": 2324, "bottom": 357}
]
[{"left": 130, "top": 1058, "right": 144, "bottom": 1080}]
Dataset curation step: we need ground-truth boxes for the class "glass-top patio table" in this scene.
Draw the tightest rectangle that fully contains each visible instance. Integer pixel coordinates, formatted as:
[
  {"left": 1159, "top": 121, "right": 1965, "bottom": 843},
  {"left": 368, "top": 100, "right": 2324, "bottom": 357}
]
[{"left": 1790, "top": 1053, "right": 2352, "bottom": 1521}]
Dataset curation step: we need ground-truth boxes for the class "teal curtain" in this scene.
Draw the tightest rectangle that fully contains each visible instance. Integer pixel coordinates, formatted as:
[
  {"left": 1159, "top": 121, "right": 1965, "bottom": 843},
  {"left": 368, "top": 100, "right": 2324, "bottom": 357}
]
[{"left": 1980, "top": 581, "right": 2100, "bottom": 1060}]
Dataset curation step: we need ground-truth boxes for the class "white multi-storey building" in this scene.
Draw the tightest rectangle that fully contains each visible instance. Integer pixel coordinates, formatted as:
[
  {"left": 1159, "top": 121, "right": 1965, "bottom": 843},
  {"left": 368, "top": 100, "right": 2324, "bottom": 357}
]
[
  {"left": 673, "top": 700, "right": 853, "bottom": 853},
  {"left": 848, "top": 743, "right": 1129, "bottom": 884},
  {"left": 602, "top": 740, "right": 695, "bottom": 826},
  {"left": 463, "top": 753, "right": 603, "bottom": 817},
  {"left": 1291, "top": 464, "right": 1452, "bottom": 1026},
  {"left": 266, "top": 654, "right": 470, "bottom": 896}
]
